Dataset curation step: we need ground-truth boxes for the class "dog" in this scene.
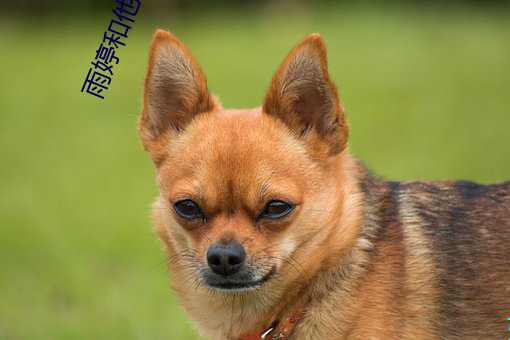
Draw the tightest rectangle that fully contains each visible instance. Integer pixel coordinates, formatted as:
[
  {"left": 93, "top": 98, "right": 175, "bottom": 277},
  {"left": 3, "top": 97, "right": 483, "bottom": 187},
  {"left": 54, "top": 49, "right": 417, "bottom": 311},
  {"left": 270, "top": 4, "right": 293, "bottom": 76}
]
[{"left": 138, "top": 30, "right": 510, "bottom": 339}]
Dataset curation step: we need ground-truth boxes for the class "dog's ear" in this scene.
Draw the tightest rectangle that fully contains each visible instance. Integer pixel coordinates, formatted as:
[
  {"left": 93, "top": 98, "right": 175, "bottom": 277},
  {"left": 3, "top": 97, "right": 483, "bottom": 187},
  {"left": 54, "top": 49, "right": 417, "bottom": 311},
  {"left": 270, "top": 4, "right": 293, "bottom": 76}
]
[
  {"left": 263, "top": 34, "right": 348, "bottom": 155},
  {"left": 139, "top": 30, "right": 216, "bottom": 151}
]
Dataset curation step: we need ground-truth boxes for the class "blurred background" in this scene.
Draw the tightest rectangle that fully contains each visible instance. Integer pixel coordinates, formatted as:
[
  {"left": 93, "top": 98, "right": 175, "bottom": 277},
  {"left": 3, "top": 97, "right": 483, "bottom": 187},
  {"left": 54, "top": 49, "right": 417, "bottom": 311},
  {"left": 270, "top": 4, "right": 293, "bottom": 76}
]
[{"left": 1, "top": 0, "right": 509, "bottom": 338}]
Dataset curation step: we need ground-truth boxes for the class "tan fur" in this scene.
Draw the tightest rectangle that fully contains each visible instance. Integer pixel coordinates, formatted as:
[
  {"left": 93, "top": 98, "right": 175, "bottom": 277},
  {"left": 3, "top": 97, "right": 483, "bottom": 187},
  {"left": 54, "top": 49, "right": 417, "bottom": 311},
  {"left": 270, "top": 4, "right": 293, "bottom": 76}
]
[{"left": 139, "top": 30, "right": 510, "bottom": 339}]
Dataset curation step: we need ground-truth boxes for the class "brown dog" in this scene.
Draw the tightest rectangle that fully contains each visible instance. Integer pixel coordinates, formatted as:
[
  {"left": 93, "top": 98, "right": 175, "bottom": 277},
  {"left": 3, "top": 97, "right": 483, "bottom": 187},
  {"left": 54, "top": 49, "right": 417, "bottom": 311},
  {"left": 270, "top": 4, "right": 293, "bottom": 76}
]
[{"left": 138, "top": 30, "right": 510, "bottom": 339}]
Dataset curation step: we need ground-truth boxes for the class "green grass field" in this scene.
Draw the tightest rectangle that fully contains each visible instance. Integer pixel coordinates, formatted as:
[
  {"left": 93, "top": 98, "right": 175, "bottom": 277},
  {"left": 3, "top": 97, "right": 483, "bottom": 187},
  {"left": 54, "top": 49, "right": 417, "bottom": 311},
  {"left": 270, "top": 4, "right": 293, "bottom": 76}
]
[{"left": 1, "top": 4, "right": 509, "bottom": 339}]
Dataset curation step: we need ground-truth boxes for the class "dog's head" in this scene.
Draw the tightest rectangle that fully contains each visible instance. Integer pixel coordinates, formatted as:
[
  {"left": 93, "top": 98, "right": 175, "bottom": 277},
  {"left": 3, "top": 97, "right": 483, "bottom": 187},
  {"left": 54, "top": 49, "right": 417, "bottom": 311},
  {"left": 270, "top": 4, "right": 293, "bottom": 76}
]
[{"left": 139, "top": 30, "right": 358, "bottom": 294}]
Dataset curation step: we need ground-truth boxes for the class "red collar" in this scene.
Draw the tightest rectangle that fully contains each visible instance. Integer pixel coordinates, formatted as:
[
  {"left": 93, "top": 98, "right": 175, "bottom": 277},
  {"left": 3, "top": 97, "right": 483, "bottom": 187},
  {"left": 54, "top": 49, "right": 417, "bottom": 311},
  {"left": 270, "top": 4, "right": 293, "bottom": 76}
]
[{"left": 239, "top": 312, "right": 301, "bottom": 340}]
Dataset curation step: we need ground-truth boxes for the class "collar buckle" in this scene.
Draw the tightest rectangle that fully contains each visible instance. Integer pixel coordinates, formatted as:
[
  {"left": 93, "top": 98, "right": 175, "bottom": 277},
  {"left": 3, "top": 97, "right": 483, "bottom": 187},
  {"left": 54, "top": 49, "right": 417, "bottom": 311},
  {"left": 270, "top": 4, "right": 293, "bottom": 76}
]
[
  {"left": 260, "top": 326, "right": 275, "bottom": 339},
  {"left": 261, "top": 326, "right": 286, "bottom": 339}
]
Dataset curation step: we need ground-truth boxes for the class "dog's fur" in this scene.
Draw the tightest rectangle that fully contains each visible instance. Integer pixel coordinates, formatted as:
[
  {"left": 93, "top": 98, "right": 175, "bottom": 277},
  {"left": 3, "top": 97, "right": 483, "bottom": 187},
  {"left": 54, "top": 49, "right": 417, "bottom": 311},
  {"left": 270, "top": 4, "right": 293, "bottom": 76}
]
[{"left": 139, "top": 30, "right": 510, "bottom": 339}]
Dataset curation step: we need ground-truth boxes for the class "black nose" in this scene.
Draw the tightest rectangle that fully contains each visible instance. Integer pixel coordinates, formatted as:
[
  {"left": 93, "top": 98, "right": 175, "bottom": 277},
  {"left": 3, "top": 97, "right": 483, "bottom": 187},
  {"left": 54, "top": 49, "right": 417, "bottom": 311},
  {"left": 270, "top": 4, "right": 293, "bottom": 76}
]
[{"left": 207, "top": 243, "right": 246, "bottom": 276}]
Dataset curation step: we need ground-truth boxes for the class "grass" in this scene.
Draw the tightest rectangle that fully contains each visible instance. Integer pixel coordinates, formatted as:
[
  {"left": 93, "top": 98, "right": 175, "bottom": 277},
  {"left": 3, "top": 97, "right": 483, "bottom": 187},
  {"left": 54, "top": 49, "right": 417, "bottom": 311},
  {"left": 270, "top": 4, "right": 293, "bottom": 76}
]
[{"left": 0, "top": 4, "right": 509, "bottom": 339}]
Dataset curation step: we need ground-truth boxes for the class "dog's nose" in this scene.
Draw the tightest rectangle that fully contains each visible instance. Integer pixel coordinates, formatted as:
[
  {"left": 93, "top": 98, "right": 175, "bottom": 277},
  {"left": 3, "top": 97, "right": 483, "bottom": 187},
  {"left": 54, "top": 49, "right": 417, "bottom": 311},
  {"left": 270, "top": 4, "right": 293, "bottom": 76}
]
[{"left": 207, "top": 243, "right": 246, "bottom": 276}]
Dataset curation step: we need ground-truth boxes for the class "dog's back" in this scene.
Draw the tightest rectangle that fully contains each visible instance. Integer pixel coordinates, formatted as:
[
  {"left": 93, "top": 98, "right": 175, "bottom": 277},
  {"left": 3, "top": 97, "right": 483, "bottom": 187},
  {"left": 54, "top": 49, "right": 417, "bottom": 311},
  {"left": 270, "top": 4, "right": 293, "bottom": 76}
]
[{"left": 353, "top": 168, "right": 510, "bottom": 338}]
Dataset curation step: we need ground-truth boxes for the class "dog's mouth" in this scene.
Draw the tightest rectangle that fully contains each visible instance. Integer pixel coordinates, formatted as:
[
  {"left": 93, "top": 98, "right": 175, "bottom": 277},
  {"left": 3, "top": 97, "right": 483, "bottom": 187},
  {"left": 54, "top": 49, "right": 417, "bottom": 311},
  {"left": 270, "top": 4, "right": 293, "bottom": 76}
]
[{"left": 205, "top": 265, "right": 277, "bottom": 291}]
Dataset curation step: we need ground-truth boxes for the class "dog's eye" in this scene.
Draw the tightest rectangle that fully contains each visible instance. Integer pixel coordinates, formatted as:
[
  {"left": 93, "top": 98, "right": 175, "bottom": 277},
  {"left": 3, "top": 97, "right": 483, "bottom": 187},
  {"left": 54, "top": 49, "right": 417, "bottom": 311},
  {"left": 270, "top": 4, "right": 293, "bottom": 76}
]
[
  {"left": 260, "top": 200, "right": 294, "bottom": 220},
  {"left": 173, "top": 200, "right": 204, "bottom": 221}
]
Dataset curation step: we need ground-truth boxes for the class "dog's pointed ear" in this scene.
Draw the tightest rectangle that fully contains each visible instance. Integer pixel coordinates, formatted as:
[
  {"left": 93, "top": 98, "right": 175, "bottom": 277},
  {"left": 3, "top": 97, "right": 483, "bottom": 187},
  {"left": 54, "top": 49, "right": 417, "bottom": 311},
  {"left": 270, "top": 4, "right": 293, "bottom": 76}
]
[
  {"left": 139, "top": 30, "right": 216, "bottom": 149},
  {"left": 263, "top": 34, "right": 348, "bottom": 154}
]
